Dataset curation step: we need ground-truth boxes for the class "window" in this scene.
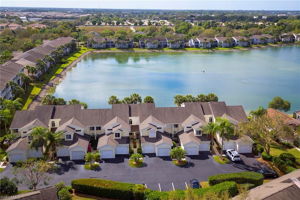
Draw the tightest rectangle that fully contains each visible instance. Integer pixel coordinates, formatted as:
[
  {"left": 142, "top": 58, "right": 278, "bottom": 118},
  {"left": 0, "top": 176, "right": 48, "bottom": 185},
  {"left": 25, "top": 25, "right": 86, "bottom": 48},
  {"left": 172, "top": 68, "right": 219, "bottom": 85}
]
[
  {"left": 174, "top": 124, "right": 178, "bottom": 128},
  {"left": 157, "top": 127, "right": 162, "bottom": 130},
  {"left": 51, "top": 121, "right": 56, "bottom": 127},
  {"left": 28, "top": 136, "right": 33, "bottom": 140},
  {"left": 96, "top": 126, "right": 101, "bottom": 130},
  {"left": 65, "top": 134, "right": 72, "bottom": 140},
  {"left": 115, "top": 132, "right": 121, "bottom": 138},
  {"left": 23, "top": 131, "right": 27, "bottom": 134},
  {"left": 129, "top": 119, "right": 132, "bottom": 125},
  {"left": 12, "top": 129, "right": 18, "bottom": 133},
  {"left": 195, "top": 129, "right": 202, "bottom": 136},
  {"left": 75, "top": 129, "right": 81, "bottom": 132},
  {"left": 108, "top": 129, "right": 112, "bottom": 131},
  {"left": 209, "top": 117, "right": 213, "bottom": 123},
  {"left": 90, "top": 126, "right": 95, "bottom": 131}
]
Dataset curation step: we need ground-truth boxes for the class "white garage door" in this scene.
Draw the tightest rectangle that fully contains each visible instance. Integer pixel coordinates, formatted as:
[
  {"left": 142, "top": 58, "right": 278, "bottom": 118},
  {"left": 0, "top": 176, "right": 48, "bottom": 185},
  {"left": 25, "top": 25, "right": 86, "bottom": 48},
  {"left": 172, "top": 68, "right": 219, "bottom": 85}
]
[
  {"left": 157, "top": 148, "right": 170, "bottom": 157},
  {"left": 185, "top": 146, "right": 199, "bottom": 155},
  {"left": 9, "top": 153, "right": 26, "bottom": 163},
  {"left": 101, "top": 150, "right": 115, "bottom": 159},
  {"left": 237, "top": 144, "right": 252, "bottom": 154},
  {"left": 142, "top": 144, "right": 155, "bottom": 154},
  {"left": 199, "top": 143, "right": 210, "bottom": 151},
  {"left": 70, "top": 151, "right": 85, "bottom": 160},
  {"left": 116, "top": 146, "right": 129, "bottom": 155}
]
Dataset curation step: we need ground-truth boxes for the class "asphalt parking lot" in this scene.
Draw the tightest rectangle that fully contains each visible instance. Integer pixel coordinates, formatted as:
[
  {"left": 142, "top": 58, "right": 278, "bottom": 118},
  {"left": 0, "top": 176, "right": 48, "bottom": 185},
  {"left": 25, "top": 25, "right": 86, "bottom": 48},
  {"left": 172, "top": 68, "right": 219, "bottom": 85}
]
[{"left": 0, "top": 153, "right": 265, "bottom": 191}]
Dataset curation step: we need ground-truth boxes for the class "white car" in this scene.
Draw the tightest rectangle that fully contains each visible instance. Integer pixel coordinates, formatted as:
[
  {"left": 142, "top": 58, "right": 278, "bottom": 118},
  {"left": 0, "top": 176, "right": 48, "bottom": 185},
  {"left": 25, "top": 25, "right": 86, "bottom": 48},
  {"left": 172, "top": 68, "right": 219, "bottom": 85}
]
[{"left": 226, "top": 149, "right": 241, "bottom": 162}]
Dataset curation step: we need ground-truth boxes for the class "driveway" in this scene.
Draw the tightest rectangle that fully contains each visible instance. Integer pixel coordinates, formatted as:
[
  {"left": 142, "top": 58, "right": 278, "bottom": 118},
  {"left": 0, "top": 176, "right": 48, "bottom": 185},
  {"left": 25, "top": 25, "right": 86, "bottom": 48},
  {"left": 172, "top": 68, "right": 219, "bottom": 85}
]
[{"left": 0, "top": 153, "right": 245, "bottom": 191}]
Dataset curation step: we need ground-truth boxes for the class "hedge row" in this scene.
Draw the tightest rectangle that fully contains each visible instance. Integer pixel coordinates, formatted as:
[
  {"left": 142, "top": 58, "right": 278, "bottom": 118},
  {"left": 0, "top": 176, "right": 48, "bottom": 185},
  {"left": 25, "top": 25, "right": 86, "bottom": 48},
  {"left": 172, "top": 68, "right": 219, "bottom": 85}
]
[
  {"left": 145, "top": 181, "right": 238, "bottom": 200},
  {"left": 208, "top": 172, "right": 264, "bottom": 186},
  {"left": 194, "top": 181, "right": 238, "bottom": 198},
  {"left": 71, "top": 179, "right": 147, "bottom": 200}
]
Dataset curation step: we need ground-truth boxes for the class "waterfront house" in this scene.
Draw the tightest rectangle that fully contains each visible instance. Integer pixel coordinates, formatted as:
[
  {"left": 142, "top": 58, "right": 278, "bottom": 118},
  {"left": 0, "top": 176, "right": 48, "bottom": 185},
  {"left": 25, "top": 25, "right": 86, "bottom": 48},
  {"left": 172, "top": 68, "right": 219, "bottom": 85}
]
[
  {"left": 7, "top": 101, "right": 251, "bottom": 162},
  {"left": 115, "top": 39, "right": 134, "bottom": 49},
  {"left": 197, "top": 37, "right": 218, "bottom": 49},
  {"left": 232, "top": 36, "right": 251, "bottom": 47},
  {"left": 181, "top": 102, "right": 252, "bottom": 153},
  {"left": 166, "top": 34, "right": 186, "bottom": 49},
  {"left": 188, "top": 38, "right": 199, "bottom": 48},
  {"left": 215, "top": 37, "right": 235, "bottom": 48},
  {"left": 0, "top": 62, "right": 24, "bottom": 99},
  {"left": 139, "top": 37, "right": 168, "bottom": 49},
  {"left": 250, "top": 35, "right": 268, "bottom": 45},
  {"left": 87, "top": 37, "right": 109, "bottom": 49},
  {"left": 293, "top": 33, "right": 300, "bottom": 42},
  {"left": 280, "top": 33, "right": 295, "bottom": 43},
  {"left": 261, "top": 34, "right": 277, "bottom": 43},
  {"left": 294, "top": 111, "right": 300, "bottom": 120}
]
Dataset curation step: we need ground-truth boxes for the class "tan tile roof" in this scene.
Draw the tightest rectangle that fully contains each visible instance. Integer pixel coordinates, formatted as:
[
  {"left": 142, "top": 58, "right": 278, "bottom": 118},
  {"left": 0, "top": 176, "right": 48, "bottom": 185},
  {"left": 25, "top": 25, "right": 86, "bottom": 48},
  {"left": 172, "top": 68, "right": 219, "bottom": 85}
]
[
  {"left": 97, "top": 134, "right": 118, "bottom": 148},
  {"left": 140, "top": 115, "right": 165, "bottom": 130},
  {"left": 6, "top": 137, "right": 28, "bottom": 152},
  {"left": 182, "top": 114, "right": 206, "bottom": 128},
  {"left": 179, "top": 132, "right": 201, "bottom": 145},
  {"left": 267, "top": 108, "right": 300, "bottom": 126},
  {"left": 69, "top": 137, "right": 89, "bottom": 150}
]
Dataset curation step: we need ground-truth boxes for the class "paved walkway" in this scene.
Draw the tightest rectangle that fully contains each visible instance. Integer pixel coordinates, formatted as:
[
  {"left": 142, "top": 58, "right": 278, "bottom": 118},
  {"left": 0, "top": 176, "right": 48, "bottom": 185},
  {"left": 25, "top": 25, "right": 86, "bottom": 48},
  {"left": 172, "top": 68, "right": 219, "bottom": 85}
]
[{"left": 28, "top": 51, "right": 92, "bottom": 110}]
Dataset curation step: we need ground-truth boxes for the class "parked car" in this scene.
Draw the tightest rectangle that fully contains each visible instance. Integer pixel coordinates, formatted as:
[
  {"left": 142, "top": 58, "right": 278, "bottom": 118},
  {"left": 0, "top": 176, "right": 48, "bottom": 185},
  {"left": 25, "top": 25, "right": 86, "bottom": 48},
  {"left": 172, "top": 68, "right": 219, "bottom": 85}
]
[
  {"left": 255, "top": 168, "right": 278, "bottom": 178},
  {"left": 226, "top": 149, "right": 241, "bottom": 162},
  {"left": 189, "top": 179, "right": 201, "bottom": 189}
]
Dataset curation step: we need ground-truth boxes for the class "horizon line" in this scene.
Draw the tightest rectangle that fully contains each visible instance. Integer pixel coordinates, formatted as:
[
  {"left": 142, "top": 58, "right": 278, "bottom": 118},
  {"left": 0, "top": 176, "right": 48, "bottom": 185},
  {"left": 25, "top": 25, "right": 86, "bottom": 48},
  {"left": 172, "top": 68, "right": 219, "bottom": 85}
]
[{"left": 1, "top": 6, "right": 300, "bottom": 12}]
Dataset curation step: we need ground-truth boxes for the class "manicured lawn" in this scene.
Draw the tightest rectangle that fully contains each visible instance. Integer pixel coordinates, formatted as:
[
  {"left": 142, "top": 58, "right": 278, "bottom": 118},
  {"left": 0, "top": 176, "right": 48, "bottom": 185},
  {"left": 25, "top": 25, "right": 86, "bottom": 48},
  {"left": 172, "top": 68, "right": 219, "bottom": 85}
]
[
  {"left": 213, "top": 155, "right": 230, "bottom": 164},
  {"left": 270, "top": 144, "right": 300, "bottom": 164}
]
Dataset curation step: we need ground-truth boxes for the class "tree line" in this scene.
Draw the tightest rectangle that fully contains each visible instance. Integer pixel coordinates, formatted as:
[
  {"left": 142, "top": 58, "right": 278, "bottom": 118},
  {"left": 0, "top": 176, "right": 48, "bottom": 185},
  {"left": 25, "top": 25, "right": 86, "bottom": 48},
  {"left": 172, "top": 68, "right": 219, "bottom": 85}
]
[{"left": 108, "top": 93, "right": 154, "bottom": 104}]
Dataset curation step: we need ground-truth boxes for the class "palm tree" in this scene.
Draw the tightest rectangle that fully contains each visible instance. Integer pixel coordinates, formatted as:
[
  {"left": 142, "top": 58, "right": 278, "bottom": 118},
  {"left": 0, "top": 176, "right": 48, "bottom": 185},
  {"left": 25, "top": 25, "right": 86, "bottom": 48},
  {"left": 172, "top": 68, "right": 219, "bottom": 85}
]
[
  {"left": 25, "top": 65, "right": 37, "bottom": 77},
  {"left": 18, "top": 73, "right": 31, "bottom": 91},
  {"left": 143, "top": 96, "right": 154, "bottom": 103},
  {"left": 130, "top": 93, "right": 142, "bottom": 104},
  {"left": 215, "top": 117, "right": 235, "bottom": 151},
  {"left": 203, "top": 122, "right": 218, "bottom": 147},
  {"left": 30, "top": 126, "right": 62, "bottom": 160},
  {"left": 42, "top": 95, "right": 56, "bottom": 105}
]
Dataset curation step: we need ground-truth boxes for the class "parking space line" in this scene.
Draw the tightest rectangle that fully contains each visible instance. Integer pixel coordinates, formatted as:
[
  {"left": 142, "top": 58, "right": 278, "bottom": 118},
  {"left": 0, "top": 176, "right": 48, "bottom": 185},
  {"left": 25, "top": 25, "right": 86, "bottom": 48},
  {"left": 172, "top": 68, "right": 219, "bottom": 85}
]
[
  {"left": 172, "top": 182, "right": 175, "bottom": 191},
  {"left": 158, "top": 183, "right": 161, "bottom": 192},
  {"left": 185, "top": 182, "right": 188, "bottom": 189}
]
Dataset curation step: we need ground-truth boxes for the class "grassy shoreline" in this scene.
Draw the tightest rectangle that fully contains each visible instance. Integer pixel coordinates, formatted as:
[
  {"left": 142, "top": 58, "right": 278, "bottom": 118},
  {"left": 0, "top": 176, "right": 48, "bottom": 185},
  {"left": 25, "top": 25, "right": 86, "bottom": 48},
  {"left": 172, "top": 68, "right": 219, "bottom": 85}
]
[{"left": 22, "top": 47, "right": 92, "bottom": 110}]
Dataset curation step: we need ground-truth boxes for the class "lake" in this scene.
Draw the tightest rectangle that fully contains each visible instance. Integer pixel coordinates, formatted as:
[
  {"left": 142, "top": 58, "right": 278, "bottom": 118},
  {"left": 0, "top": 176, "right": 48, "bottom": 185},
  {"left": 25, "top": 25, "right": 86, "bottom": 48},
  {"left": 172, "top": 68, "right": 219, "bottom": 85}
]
[{"left": 53, "top": 46, "right": 300, "bottom": 112}]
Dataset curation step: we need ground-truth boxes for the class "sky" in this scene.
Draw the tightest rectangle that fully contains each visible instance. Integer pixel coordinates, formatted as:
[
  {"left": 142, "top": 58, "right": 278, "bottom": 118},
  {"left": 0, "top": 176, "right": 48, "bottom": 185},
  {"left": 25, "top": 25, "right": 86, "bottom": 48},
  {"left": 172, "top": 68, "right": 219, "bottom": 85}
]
[{"left": 1, "top": 0, "right": 300, "bottom": 10}]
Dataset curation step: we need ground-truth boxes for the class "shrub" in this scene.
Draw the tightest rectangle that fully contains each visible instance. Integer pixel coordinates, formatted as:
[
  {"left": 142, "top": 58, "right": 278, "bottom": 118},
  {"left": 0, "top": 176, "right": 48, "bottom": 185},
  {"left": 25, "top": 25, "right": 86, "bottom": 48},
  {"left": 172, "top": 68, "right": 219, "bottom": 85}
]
[
  {"left": 0, "top": 177, "right": 18, "bottom": 196},
  {"left": 145, "top": 190, "right": 169, "bottom": 200},
  {"left": 195, "top": 181, "right": 238, "bottom": 198},
  {"left": 137, "top": 147, "right": 142, "bottom": 154},
  {"left": 58, "top": 187, "right": 72, "bottom": 200},
  {"left": 280, "top": 141, "right": 293, "bottom": 148},
  {"left": 239, "top": 183, "right": 256, "bottom": 190},
  {"left": 71, "top": 178, "right": 146, "bottom": 200},
  {"left": 208, "top": 172, "right": 264, "bottom": 186},
  {"left": 293, "top": 138, "right": 300, "bottom": 147},
  {"left": 284, "top": 166, "right": 296, "bottom": 174},
  {"left": 129, "top": 147, "right": 134, "bottom": 155},
  {"left": 279, "top": 153, "right": 296, "bottom": 165},
  {"left": 55, "top": 181, "right": 66, "bottom": 192},
  {"left": 253, "top": 143, "right": 264, "bottom": 155},
  {"left": 273, "top": 156, "right": 287, "bottom": 171},
  {"left": 262, "top": 152, "right": 273, "bottom": 161}
]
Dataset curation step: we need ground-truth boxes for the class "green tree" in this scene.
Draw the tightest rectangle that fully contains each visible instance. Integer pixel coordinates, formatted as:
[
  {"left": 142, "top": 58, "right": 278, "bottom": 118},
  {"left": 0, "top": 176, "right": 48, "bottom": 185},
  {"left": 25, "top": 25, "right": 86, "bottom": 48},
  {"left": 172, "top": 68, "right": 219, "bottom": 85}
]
[
  {"left": 185, "top": 94, "right": 196, "bottom": 102},
  {"left": 250, "top": 106, "right": 267, "bottom": 118},
  {"left": 268, "top": 96, "right": 291, "bottom": 112},
  {"left": 130, "top": 153, "right": 143, "bottom": 164},
  {"left": 197, "top": 94, "right": 207, "bottom": 102},
  {"left": 175, "top": 22, "right": 192, "bottom": 34},
  {"left": 174, "top": 95, "right": 187, "bottom": 106},
  {"left": 108, "top": 95, "right": 120, "bottom": 104},
  {"left": 206, "top": 93, "right": 219, "bottom": 102},
  {"left": 0, "top": 177, "right": 18, "bottom": 196},
  {"left": 42, "top": 94, "right": 56, "bottom": 105},
  {"left": 25, "top": 65, "right": 37, "bottom": 77},
  {"left": 68, "top": 99, "right": 88, "bottom": 109},
  {"left": 130, "top": 93, "right": 142, "bottom": 104},
  {"left": 58, "top": 188, "right": 72, "bottom": 200},
  {"left": 143, "top": 96, "right": 154, "bottom": 103},
  {"left": 8, "top": 81, "right": 25, "bottom": 99},
  {"left": 203, "top": 122, "right": 218, "bottom": 146},
  {"left": 18, "top": 72, "right": 31, "bottom": 91},
  {"left": 215, "top": 117, "right": 235, "bottom": 151},
  {"left": 170, "top": 147, "right": 186, "bottom": 162},
  {"left": 30, "top": 127, "right": 62, "bottom": 160}
]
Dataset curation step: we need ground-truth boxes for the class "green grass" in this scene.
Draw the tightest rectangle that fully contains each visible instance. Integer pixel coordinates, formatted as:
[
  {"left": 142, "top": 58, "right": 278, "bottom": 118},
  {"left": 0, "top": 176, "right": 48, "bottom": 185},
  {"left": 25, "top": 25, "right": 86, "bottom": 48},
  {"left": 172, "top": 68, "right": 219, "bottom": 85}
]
[
  {"left": 22, "top": 47, "right": 91, "bottom": 110},
  {"left": 72, "top": 194, "right": 97, "bottom": 200},
  {"left": 213, "top": 155, "right": 231, "bottom": 164},
  {"left": 270, "top": 144, "right": 300, "bottom": 165}
]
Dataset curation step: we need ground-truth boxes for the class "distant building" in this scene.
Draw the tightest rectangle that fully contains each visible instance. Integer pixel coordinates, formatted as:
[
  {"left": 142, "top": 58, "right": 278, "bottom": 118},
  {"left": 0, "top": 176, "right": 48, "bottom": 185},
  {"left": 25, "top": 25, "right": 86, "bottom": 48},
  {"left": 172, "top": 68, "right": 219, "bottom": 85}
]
[
  {"left": 232, "top": 36, "right": 251, "bottom": 47},
  {"left": 280, "top": 33, "right": 295, "bottom": 43},
  {"left": 215, "top": 37, "right": 235, "bottom": 48}
]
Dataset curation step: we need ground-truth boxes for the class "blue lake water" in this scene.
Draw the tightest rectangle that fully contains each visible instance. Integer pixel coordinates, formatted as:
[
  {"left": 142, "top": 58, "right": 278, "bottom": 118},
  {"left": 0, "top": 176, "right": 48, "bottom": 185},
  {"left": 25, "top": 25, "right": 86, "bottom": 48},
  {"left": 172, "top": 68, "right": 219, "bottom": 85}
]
[{"left": 54, "top": 46, "right": 300, "bottom": 112}]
